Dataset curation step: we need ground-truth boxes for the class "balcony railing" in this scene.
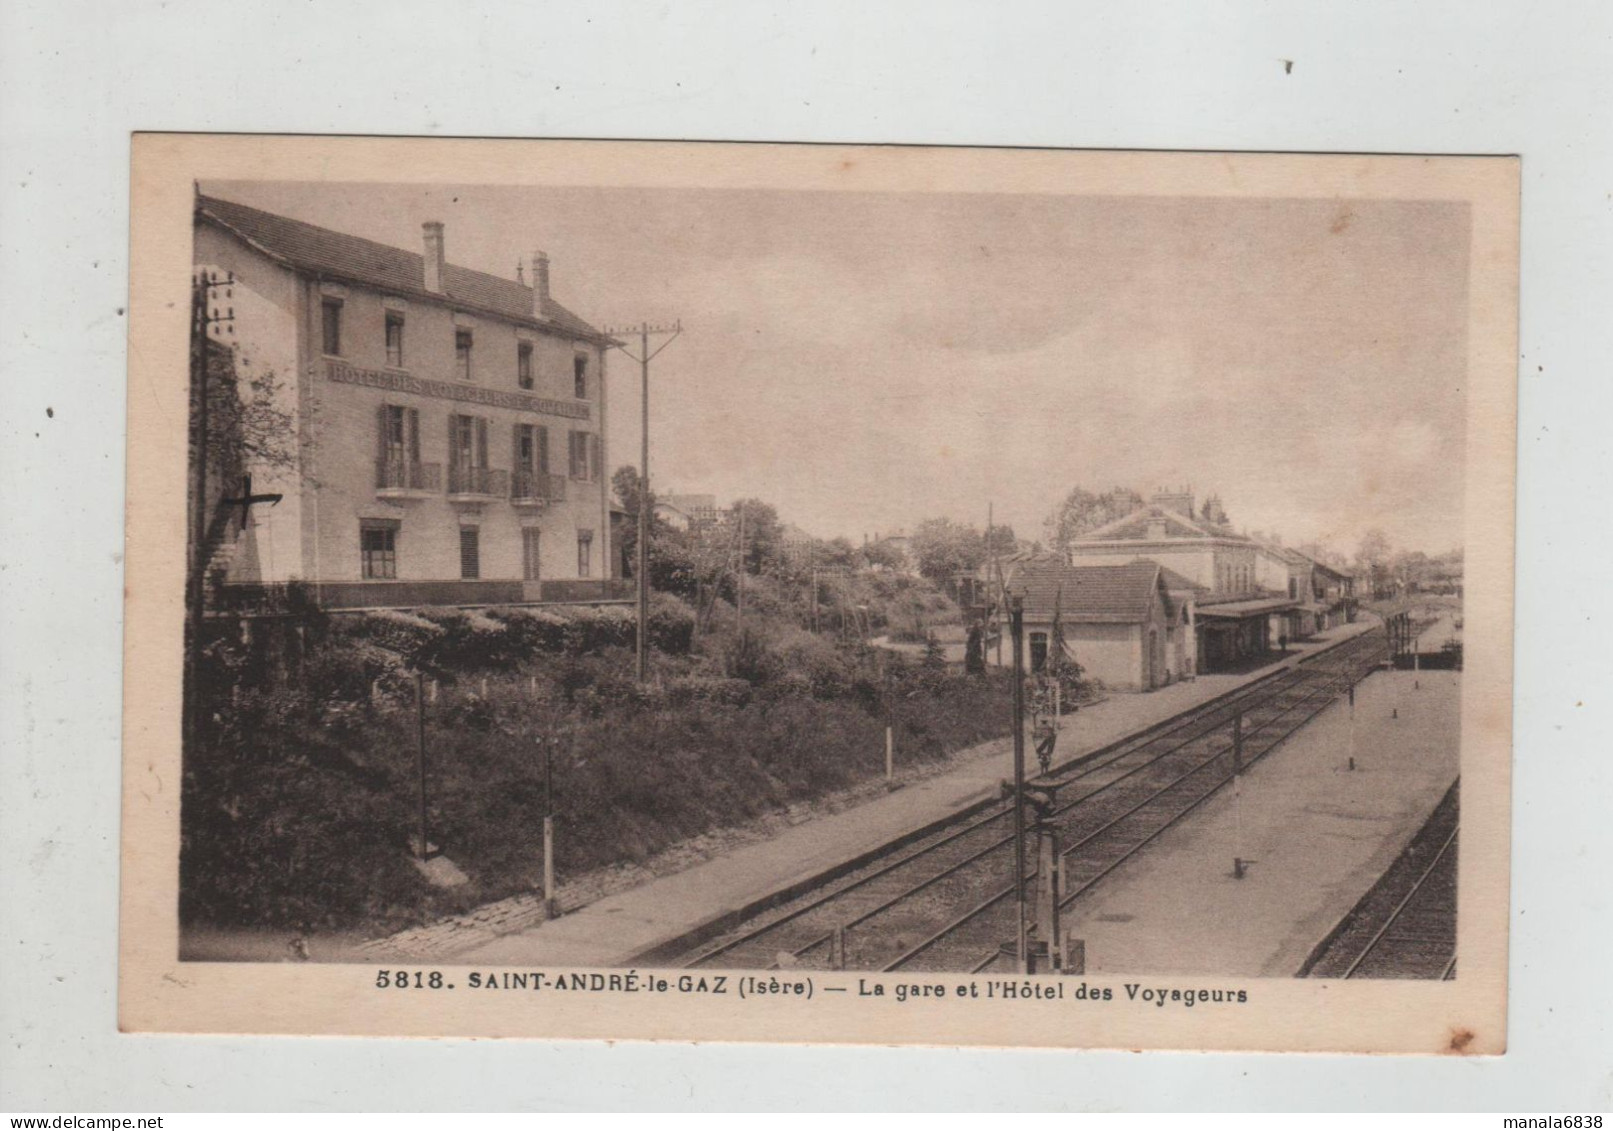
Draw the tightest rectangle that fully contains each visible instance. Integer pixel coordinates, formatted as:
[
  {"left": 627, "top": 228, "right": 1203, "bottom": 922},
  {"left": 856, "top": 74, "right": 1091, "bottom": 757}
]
[
  {"left": 510, "top": 470, "right": 567, "bottom": 504},
  {"left": 447, "top": 465, "right": 510, "bottom": 498},
  {"left": 376, "top": 459, "right": 442, "bottom": 494}
]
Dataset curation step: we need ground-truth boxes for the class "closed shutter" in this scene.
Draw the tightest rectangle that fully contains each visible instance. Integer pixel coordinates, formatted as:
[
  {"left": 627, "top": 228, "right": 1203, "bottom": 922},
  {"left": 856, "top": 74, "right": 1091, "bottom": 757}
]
[
  {"left": 376, "top": 404, "right": 389, "bottom": 462},
  {"left": 475, "top": 417, "right": 489, "bottom": 468},
  {"left": 407, "top": 408, "right": 420, "bottom": 462},
  {"left": 589, "top": 433, "right": 601, "bottom": 481},
  {"left": 537, "top": 425, "right": 549, "bottom": 473},
  {"left": 459, "top": 528, "right": 480, "bottom": 579},
  {"left": 568, "top": 431, "right": 579, "bottom": 478}
]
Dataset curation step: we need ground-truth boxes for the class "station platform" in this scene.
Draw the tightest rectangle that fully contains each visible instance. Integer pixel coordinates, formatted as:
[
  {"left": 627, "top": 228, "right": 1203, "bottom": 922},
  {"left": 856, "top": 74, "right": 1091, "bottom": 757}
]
[
  {"left": 410, "top": 620, "right": 1379, "bottom": 969},
  {"left": 1066, "top": 666, "right": 1459, "bottom": 977}
]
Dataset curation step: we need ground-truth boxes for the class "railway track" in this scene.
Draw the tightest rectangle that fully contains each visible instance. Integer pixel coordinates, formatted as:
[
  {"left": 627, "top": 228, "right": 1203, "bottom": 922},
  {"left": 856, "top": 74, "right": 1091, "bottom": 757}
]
[
  {"left": 1300, "top": 780, "right": 1459, "bottom": 980},
  {"left": 677, "top": 628, "right": 1388, "bottom": 973}
]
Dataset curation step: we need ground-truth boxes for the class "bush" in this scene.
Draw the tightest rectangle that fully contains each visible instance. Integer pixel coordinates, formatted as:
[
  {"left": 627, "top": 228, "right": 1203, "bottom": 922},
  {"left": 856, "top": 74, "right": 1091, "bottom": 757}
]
[
  {"left": 414, "top": 608, "right": 518, "bottom": 672},
  {"left": 331, "top": 609, "right": 444, "bottom": 662}
]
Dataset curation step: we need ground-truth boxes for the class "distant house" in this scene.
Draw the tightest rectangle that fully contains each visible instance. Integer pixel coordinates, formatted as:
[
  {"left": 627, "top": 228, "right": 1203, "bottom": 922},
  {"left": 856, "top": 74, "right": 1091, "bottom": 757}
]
[
  {"left": 660, "top": 492, "right": 719, "bottom": 529},
  {"left": 1008, "top": 560, "right": 1190, "bottom": 692}
]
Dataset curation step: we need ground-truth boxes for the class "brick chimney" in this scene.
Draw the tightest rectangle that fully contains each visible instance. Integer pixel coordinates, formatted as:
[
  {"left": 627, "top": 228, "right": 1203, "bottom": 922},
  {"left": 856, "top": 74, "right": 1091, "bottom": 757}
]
[
  {"left": 422, "top": 221, "right": 445, "bottom": 293},
  {"left": 531, "top": 250, "right": 550, "bottom": 316},
  {"left": 1151, "top": 486, "right": 1195, "bottom": 518}
]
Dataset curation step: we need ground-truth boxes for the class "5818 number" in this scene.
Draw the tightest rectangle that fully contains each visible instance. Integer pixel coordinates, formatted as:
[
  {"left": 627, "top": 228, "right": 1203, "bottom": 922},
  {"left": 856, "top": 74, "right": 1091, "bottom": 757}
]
[{"left": 375, "top": 969, "right": 448, "bottom": 989}]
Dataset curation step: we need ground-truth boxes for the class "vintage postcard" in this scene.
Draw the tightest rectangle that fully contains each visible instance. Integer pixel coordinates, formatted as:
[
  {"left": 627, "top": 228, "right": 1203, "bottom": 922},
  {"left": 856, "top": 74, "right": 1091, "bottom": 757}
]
[{"left": 121, "top": 135, "right": 1517, "bottom": 1051}]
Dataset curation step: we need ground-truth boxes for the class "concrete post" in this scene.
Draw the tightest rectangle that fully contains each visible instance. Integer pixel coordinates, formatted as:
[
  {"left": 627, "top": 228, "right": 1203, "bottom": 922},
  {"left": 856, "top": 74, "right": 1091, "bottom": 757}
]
[{"left": 1035, "top": 823, "right": 1062, "bottom": 966}]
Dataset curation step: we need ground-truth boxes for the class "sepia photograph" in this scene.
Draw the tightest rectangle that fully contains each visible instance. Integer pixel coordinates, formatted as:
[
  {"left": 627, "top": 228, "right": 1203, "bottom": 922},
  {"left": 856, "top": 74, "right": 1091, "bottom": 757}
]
[{"left": 119, "top": 136, "right": 1517, "bottom": 1050}]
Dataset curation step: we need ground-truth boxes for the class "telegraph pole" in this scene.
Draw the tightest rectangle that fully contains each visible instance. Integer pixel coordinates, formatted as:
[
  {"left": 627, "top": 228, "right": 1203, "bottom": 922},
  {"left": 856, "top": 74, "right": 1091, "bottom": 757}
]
[
  {"left": 185, "top": 267, "right": 235, "bottom": 751},
  {"left": 603, "top": 321, "right": 682, "bottom": 683},
  {"left": 1010, "top": 595, "right": 1028, "bottom": 971}
]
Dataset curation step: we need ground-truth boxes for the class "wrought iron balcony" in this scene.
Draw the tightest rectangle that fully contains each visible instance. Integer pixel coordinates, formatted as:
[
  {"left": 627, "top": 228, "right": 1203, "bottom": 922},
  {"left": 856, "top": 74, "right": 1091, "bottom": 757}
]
[
  {"left": 447, "top": 465, "right": 510, "bottom": 499},
  {"left": 375, "top": 459, "right": 442, "bottom": 496},
  {"left": 510, "top": 470, "right": 567, "bottom": 505}
]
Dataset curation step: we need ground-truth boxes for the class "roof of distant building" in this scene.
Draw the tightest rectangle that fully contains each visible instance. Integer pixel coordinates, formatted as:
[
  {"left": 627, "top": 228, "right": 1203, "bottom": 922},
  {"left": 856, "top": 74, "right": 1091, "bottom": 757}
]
[
  {"left": 196, "top": 194, "right": 607, "bottom": 342},
  {"left": 1010, "top": 560, "right": 1172, "bottom": 624},
  {"left": 1075, "top": 503, "right": 1249, "bottom": 544},
  {"left": 1287, "top": 549, "right": 1354, "bottom": 581}
]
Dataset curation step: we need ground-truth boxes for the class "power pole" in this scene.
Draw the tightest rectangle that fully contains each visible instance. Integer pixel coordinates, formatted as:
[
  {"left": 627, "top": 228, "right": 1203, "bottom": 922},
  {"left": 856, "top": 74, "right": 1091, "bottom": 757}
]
[
  {"left": 603, "top": 321, "right": 682, "bottom": 683},
  {"left": 1010, "top": 595, "right": 1028, "bottom": 971},
  {"left": 736, "top": 504, "right": 746, "bottom": 629},
  {"left": 185, "top": 267, "right": 235, "bottom": 752}
]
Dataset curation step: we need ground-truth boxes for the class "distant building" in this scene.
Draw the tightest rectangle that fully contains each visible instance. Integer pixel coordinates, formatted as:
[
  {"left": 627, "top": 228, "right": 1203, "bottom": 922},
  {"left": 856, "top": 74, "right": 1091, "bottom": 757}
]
[
  {"left": 1069, "top": 489, "right": 1297, "bottom": 672},
  {"left": 660, "top": 493, "right": 720, "bottom": 529},
  {"left": 193, "top": 193, "right": 622, "bottom": 609},
  {"left": 1008, "top": 560, "right": 1190, "bottom": 692},
  {"left": 1069, "top": 489, "right": 1260, "bottom": 596}
]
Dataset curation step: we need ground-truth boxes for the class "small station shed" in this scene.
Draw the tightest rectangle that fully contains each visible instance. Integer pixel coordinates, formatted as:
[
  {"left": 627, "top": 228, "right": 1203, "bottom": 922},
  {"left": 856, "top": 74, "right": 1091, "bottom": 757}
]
[{"left": 1010, "top": 560, "right": 1188, "bottom": 692}]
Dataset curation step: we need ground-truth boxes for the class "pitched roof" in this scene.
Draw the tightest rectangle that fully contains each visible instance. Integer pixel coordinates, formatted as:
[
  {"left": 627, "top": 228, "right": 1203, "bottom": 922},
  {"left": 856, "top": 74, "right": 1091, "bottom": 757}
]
[
  {"left": 1075, "top": 503, "right": 1249, "bottom": 544},
  {"left": 1155, "top": 564, "right": 1209, "bottom": 594},
  {"left": 1287, "top": 548, "right": 1354, "bottom": 580},
  {"left": 196, "top": 194, "right": 607, "bottom": 342},
  {"left": 1010, "top": 560, "right": 1170, "bottom": 624}
]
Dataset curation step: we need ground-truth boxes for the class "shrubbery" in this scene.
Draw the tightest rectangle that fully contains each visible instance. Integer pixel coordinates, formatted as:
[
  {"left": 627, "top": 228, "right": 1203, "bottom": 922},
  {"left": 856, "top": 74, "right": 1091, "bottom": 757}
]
[{"left": 182, "top": 586, "right": 1046, "bottom": 934}]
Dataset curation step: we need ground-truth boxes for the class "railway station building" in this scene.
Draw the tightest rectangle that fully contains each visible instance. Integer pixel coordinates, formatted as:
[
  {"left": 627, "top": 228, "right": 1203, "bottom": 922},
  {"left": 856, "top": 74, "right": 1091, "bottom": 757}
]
[
  {"left": 1066, "top": 489, "right": 1303, "bottom": 674},
  {"left": 192, "top": 193, "right": 623, "bottom": 610},
  {"left": 1010, "top": 559, "right": 1190, "bottom": 692}
]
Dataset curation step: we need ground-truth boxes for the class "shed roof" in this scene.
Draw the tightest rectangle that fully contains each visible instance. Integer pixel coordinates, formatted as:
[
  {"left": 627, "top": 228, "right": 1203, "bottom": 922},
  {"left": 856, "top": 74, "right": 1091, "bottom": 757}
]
[
  {"left": 196, "top": 194, "right": 607, "bottom": 342},
  {"left": 1194, "top": 597, "right": 1301, "bottom": 619},
  {"left": 1010, "top": 560, "right": 1170, "bottom": 624}
]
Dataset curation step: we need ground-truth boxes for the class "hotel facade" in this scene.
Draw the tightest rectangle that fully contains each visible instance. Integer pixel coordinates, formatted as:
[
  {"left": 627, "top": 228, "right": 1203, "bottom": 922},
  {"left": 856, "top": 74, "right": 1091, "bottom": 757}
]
[{"left": 193, "top": 194, "right": 622, "bottom": 609}]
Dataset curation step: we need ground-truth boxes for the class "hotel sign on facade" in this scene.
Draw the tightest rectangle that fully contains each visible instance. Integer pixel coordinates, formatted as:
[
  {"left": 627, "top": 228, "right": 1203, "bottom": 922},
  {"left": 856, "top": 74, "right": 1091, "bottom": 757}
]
[{"left": 324, "top": 359, "right": 591, "bottom": 421}]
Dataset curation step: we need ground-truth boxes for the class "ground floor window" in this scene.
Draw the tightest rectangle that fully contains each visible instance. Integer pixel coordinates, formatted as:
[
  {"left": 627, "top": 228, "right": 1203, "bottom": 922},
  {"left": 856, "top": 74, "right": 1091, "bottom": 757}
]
[
  {"left": 522, "top": 528, "right": 541, "bottom": 581},
  {"left": 1030, "top": 631, "right": 1048, "bottom": 672},
  {"left": 360, "top": 521, "right": 398, "bottom": 579},
  {"left": 577, "top": 529, "right": 593, "bottom": 577},
  {"left": 459, "top": 527, "right": 480, "bottom": 580}
]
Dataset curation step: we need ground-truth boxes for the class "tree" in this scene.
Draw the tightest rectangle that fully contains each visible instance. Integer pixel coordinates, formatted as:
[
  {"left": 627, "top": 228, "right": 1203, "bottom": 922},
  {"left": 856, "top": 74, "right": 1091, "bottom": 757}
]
[
  {"left": 730, "top": 498, "right": 784, "bottom": 574},
  {"left": 1355, "top": 528, "right": 1393, "bottom": 596},
  {"left": 909, "top": 517, "right": 986, "bottom": 584},
  {"left": 859, "top": 539, "right": 908, "bottom": 572},
  {"left": 610, "top": 465, "right": 699, "bottom": 597},
  {"left": 983, "top": 523, "right": 1017, "bottom": 557},
  {"left": 1044, "top": 486, "right": 1144, "bottom": 554},
  {"left": 816, "top": 536, "right": 860, "bottom": 570}
]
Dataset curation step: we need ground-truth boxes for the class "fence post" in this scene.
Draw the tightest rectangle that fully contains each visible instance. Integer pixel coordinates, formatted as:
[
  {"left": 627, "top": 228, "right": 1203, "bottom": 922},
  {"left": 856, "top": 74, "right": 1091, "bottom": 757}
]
[
  {"left": 543, "top": 736, "right": 558, "bottom": 918},
  {"left": 414, "top": 672, "right": 430, "bottom": 859}
]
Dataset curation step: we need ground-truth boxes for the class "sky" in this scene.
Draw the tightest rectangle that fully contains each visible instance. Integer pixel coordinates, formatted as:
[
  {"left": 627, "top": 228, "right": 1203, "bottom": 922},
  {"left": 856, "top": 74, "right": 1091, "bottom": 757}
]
[{"left": 207, "top": 180, "right": 1472, "bottom": 557}]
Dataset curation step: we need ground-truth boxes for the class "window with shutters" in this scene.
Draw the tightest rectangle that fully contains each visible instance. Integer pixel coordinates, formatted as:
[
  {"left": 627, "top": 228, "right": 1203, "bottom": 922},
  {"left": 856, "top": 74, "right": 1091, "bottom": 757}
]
[
  {"left": 568, "top": 430, "right": 599, "bottom": 481},
  {"left": 321, "top": 299, "right": 343, "bottom": 357},
  {"left": 385, "top": 313, "right": 405, "bottom": 368},
  {"left": 377, "top": 404, "right": 423, "bottom": 490},
  {"left": 459, "top": 527, "right": 480, "bottom": 580},
  {"left": 449, "top": 414, "right": 492, "bottom": 495},
  {"left": 577, "top": 529, "right": 593, "bottom": 577},
  {"left": 518, "top": 342, "right": 534, "bottom": 389},
  {"left": 522, "top": 528, "right": 541, "bottom": 581},
  {"left": 455, "top": 329, "right": 473, "bottom": 381},
  {"left": 361, "top": 520, "right": 399, "bottom": 579}
]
